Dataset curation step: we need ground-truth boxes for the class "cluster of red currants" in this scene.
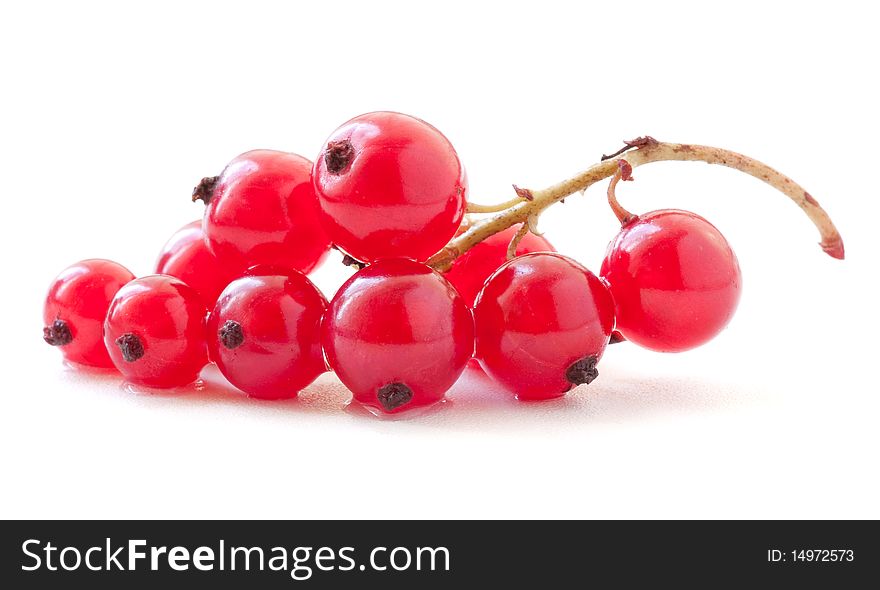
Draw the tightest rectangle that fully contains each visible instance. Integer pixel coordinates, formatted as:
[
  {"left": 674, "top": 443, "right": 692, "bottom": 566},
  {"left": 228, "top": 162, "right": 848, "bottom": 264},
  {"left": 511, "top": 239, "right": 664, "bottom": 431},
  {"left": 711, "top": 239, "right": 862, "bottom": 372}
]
[{"left": 43, "top": 111, "right": 742, "bottom": 414}]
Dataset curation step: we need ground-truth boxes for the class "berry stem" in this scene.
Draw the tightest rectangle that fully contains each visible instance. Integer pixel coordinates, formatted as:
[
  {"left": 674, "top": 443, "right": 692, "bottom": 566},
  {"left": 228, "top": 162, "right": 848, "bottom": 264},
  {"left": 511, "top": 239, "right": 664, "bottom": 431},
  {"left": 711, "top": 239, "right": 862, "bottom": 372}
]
[
  {"left": 427, "top": 139, "right": 845, "bottom": 271},
  {"left": 506, "top": 223, "right": 530, "bottom": 260},
  {"left": 607, "top": 160, "right": 637, "bottom": 226}
]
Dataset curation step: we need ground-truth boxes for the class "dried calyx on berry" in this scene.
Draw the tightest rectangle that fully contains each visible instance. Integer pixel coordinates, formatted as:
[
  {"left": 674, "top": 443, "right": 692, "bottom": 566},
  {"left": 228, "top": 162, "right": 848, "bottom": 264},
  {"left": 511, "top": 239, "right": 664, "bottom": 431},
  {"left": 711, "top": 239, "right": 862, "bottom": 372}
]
[
  {"left": 323, "top": 139, "right": 355, "bottom": 175},
  {"left": 219, "top": 320, "right": 245, "bottom": 350},
  {"left": 340, "top": 254, "right": 366, "bottom": 270},
  {"left": 376, "top": 382, "right": 414, "bottom": 412},
  {"left": 565, "top": 356, "right": 599, "bottom": 386},
  {"left": 115, "top": 333, "right": 145, "bottom": 362},
  {"left": 191, "top": 175, "right": 219, "bottom": 204},
  {"left": 43, "top": 319, "right": 72, "bottom": 347},
  {"left": 609, "top": 331, "right": 626, "bottom": 344}
]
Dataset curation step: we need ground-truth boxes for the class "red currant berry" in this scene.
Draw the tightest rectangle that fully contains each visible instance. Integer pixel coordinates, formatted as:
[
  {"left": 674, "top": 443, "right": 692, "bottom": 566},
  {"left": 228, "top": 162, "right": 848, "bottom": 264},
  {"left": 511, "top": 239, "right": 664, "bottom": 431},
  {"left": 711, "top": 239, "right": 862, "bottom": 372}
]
[
  {"left": 474, "top": 253, "right": 615, "bottom": 400},
  {"left": 445, "top": 224, "right": 554, "bottom": 307},
  {"left": 154, "top": 221, "right": 240, "bottom": 308},
  {"left": 322, "top": 258, "right": 474, "bottom": 413},
  {"left": 43, "top": 259, "right": 135, "bottom": 368},
  {"left": 104, "top": 275, "right": 209, "bottom": 388},
  {"left": 196, "top": 150, "right": 331, "bottom": 274},
  {"left": 600, "top": 209, "right": 742, "bottom": 352},
  {"left": 313, "top": 112, "right": 467, "bottom": 262},
  {"left": 207, "top": 272, "right": 327, "bottom": 400}
]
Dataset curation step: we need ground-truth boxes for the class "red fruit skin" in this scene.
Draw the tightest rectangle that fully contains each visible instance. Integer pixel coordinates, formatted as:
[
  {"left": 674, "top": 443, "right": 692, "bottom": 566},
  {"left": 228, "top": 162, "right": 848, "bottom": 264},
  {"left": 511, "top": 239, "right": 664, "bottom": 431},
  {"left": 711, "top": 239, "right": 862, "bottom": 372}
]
[
  {"left": 203, "top": 150, "right": 331, "bottom": 274},
  {"left": 313, "top": 112, "right": 467, "bottom": 263},
  {"left": 104, "top": 275, "right": 209, "bottom": 388},
  {"left": 208, "top": 273, "right": 327, "bottom": 400},
  {"left": 445, "top": 224, "right": 555, "bottom": 307},
  {"left": 599, "top": 209, "right": 742, "bottom": 353},
  {"left": 155, "top": 221, "right": 240, "bottom": 308},
  {"left": 322, "top": 258, "right": 474, "bottom": 414},
  {"left": 474, "top": 253, "right": 615, "bottom": 400},
  {"left": 43, "top": 259, "right": 135, "bottom": 368}
]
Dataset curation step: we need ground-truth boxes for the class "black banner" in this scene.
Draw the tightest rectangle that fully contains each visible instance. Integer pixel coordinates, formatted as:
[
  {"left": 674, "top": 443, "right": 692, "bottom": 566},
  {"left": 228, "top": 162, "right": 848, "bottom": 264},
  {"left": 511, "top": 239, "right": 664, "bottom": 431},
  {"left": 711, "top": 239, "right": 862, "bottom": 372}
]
[{"left": 1, "top": 521, "right": 876, "bottom": 587}]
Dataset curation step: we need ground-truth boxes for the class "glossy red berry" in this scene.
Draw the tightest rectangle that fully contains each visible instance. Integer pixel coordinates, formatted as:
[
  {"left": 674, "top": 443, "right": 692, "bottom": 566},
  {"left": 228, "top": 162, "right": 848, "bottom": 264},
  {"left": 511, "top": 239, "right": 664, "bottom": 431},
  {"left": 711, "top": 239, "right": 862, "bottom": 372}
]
[
  {"left": 445, "top": 224, "right": 554, "bottom": 307},
  {"left": 104, "top": 275, "right": 209, "bottom": 388},
  {"left": 154, "top": 221, "right": 240, "bottom": 308},
  {"left": 600, "top": 209, "right": 742, "bottom": 352},
  {"left": 208, "top": 273, "right": 327, "bottom": 399},
  {"left": 474, "top": 253, "right": 615, "bottom": 400},
  {"left": 43, "top": 259, "right": 135, "bottom": 368},
  {"left": 322, "top": 258, "right": 474, "bottom": 413},
  {"left": 313, "top": 112, "right": 467, "bottom": 263},
  {"left": 197, "top": 149, "right": 331, "bottom": 275}
]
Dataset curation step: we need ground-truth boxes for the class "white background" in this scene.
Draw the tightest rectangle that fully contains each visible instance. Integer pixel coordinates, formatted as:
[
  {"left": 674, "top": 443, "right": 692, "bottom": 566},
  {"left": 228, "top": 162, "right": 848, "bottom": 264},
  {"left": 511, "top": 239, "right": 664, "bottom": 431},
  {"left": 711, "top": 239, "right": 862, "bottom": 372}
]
[{"left": 1, "top": 1, "right": 877, "bottom": 519}]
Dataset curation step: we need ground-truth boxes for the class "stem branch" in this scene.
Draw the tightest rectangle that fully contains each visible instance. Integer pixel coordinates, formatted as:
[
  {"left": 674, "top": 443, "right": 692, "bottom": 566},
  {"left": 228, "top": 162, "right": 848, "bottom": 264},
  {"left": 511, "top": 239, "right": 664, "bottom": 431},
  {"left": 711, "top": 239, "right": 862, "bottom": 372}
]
[
  {"left": 466, "top": 196, "right": 526, "bottom": 214},
  {"left": 427, "top": 140, "right": 844, "bottom": 271}
]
